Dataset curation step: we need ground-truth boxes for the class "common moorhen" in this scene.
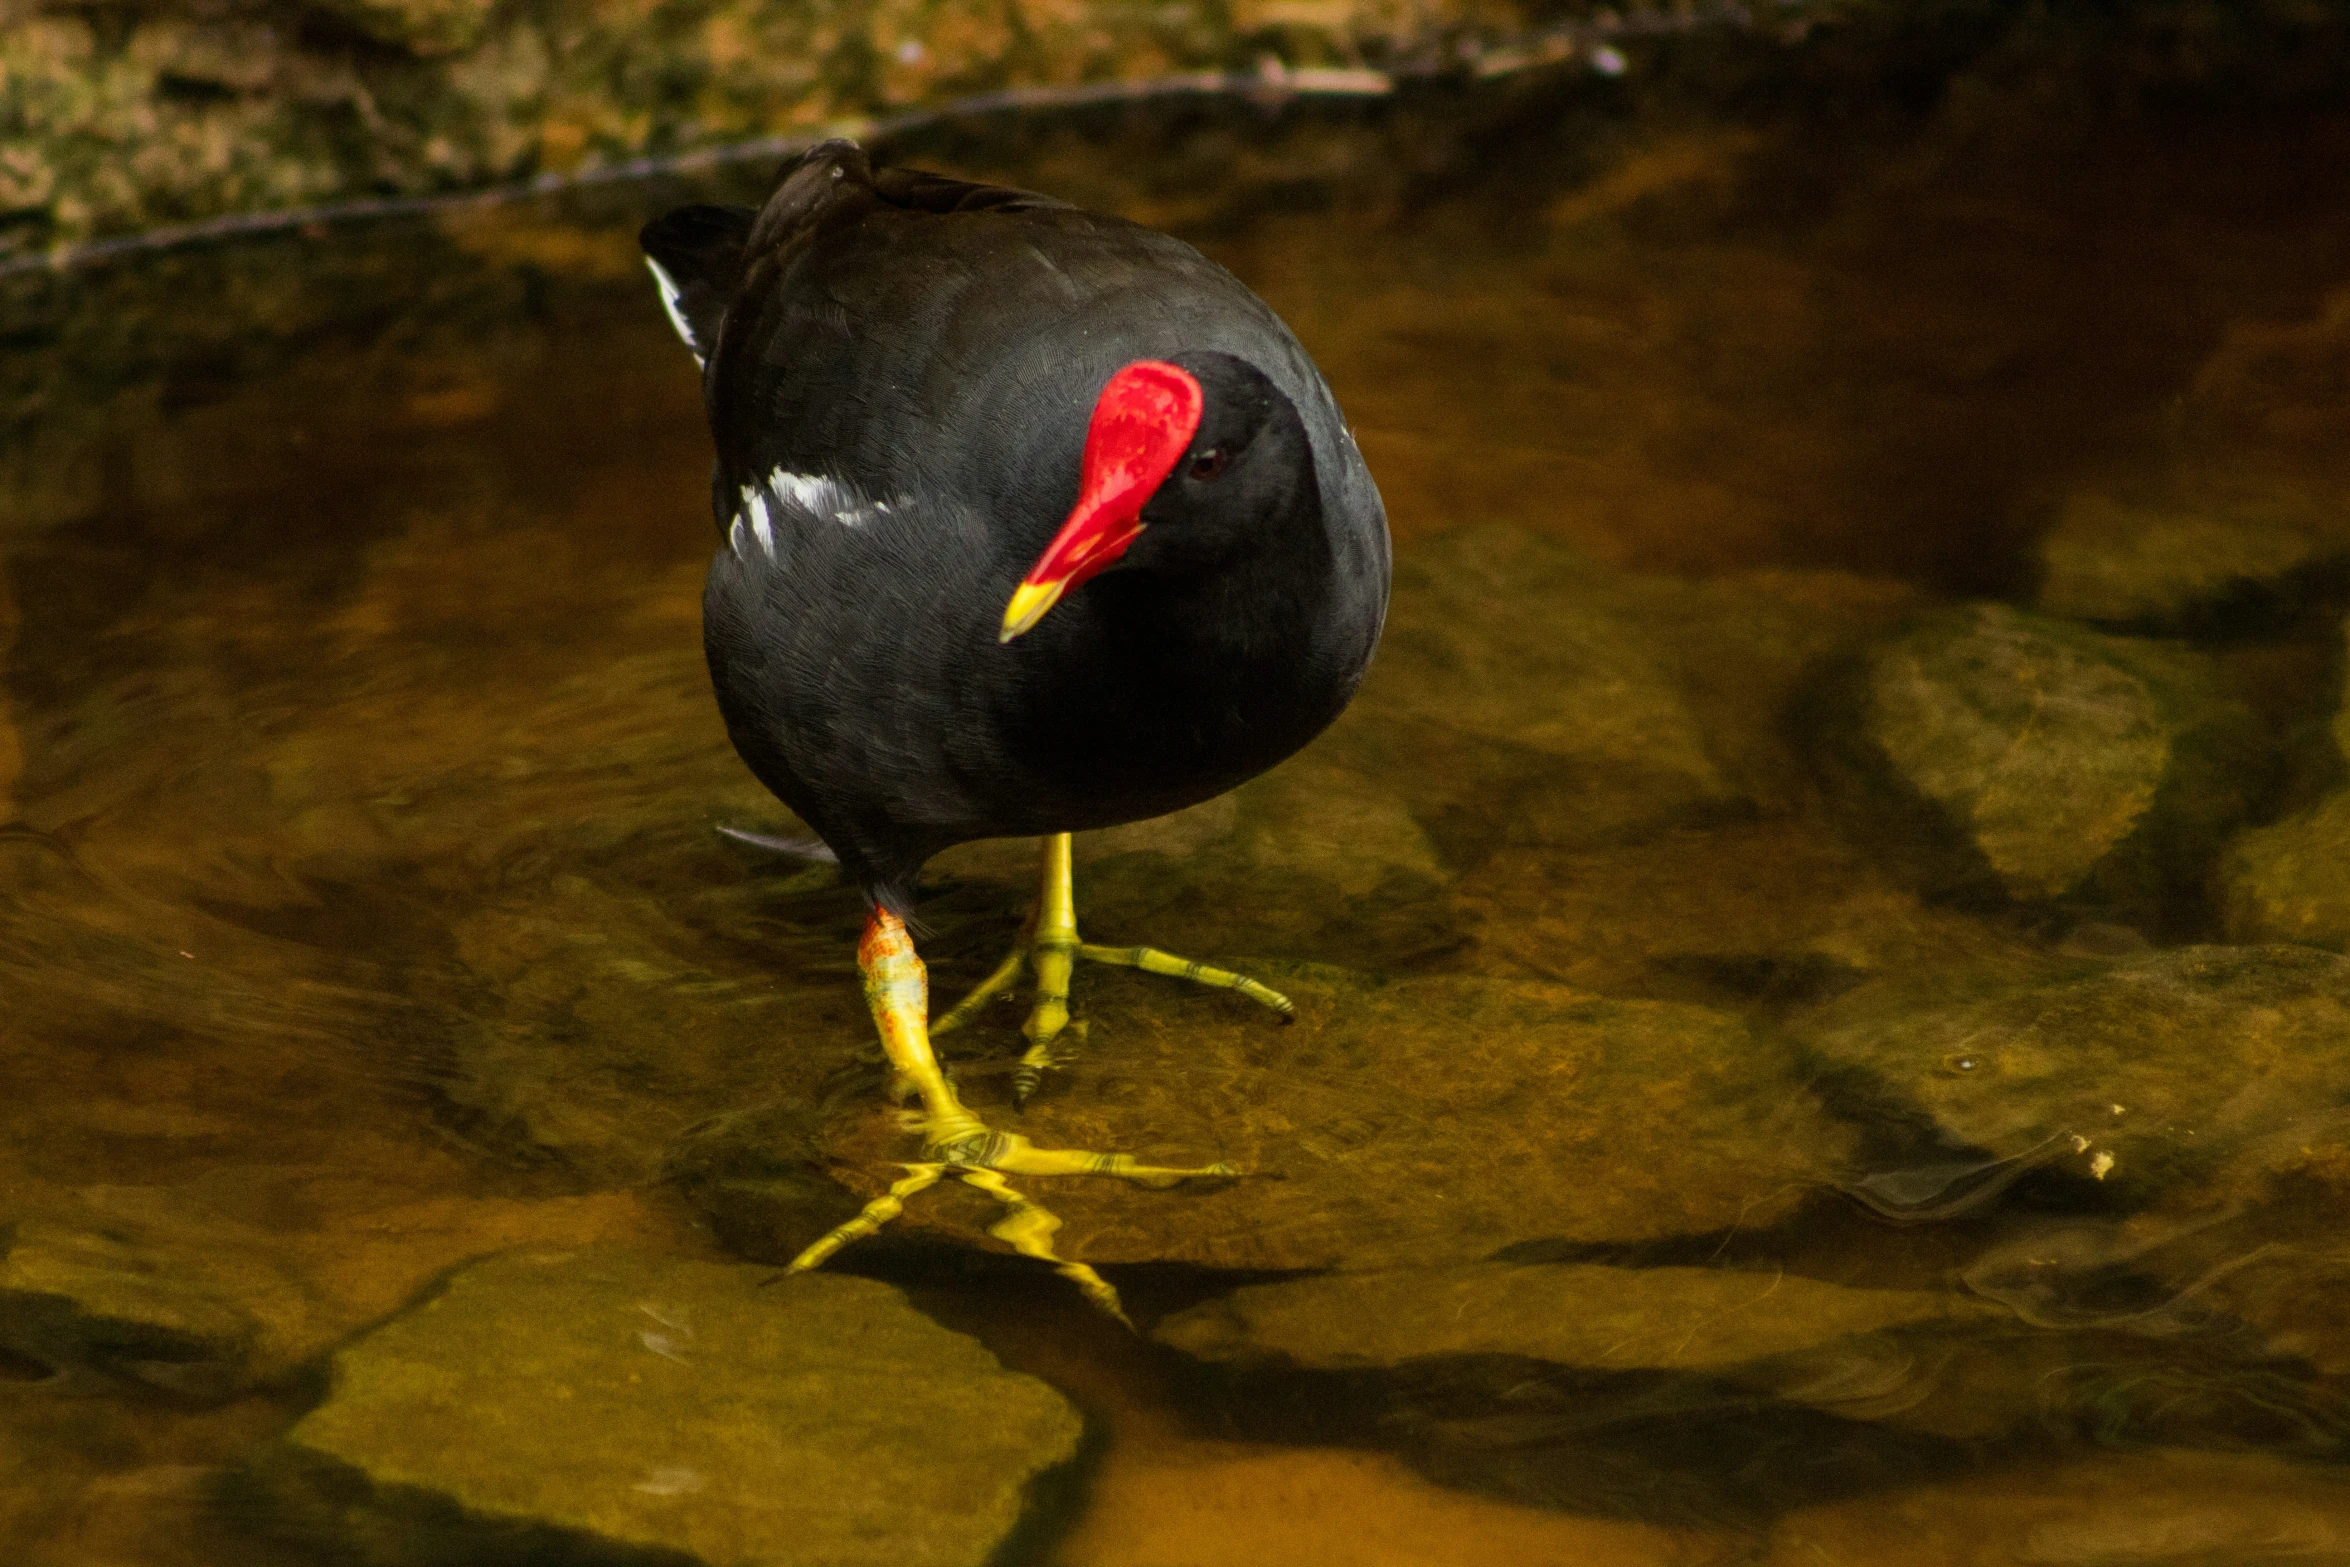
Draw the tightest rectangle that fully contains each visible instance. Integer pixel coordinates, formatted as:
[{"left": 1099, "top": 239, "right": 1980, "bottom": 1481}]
[{"left": 641, "top": 140, "right": 1389, "bottom": 1314}]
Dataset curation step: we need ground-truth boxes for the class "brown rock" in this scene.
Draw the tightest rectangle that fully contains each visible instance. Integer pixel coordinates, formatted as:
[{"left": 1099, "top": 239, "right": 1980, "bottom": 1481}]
[
  {"left": 1795, "top": 944, "right": 2350, "bottom": 1206},
  {"left": 925, "top": 732, "right": 1460, "bottom": 975},
  {"left": 2221, "top": 788, "right": 2350, "bottom": 951},
  {"left": 439, "top": 869, "right": 869, "bottom": 1183},
  {"left": 2035, "top": 489, "right": 2350, "bottom": 632},
  {"left": 1457, "top": 817, "right": 2052, "bottom": 1011},
  {"left": 0, "top": 1184, "right": 681, "bottom": 1402},
  {"left": 2219, "top": 613, "right": 2350, "bottom": 950},
  {"left": 1359, "top": 525, "right": 1745, "bottom": 864},
  {"left": 0, "top": 1187, "right": 320, "bottom": 1400},
  {"left": 1972, "top": 1116, "right": 2350, "bottom": 1378},
  {"left": 1809, "top": 604, "right": 2269, "bottom": 913},
  {"left": 1152, "top": 1262, "right": 2097, "bottom": 1447},
  {"left": 1156, "top": 1260, "right": 1991, "bottom": 1375},
  {"left": 773, "top": 964, "right": 1855, "bottom": 1272},
  {"left": 252, "top": 1251, "right": 1084, "bottom": 1567}
]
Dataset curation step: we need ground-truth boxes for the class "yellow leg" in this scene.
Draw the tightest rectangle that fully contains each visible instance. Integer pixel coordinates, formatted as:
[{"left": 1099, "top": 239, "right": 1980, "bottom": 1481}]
[
  {"left": 786, "top": 905, "right": 1234, "bottom": 1318},
  {"left": 931, "top": 834, "right": 1294, "bottom": 1107},
  {"left": 1017, "top": 832, "right": 1082, "bottom": 1102}
]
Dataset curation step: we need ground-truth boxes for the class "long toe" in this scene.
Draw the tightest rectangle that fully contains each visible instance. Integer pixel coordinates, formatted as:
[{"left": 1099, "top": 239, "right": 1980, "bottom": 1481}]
[{"left": 1078, "top": 942, "right": 1295, "bottom": 1019}]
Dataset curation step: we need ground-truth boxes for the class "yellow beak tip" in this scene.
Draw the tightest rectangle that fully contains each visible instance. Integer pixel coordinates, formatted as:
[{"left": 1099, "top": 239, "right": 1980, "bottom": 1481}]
[{"left": 999, "top": 580, "right": 1065, "bottom": 642}]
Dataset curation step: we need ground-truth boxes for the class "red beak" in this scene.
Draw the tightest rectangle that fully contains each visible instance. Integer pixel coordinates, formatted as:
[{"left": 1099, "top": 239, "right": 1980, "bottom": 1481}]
[{"left": 1000, "top": 360, "right": 1204, "bottom": 641}]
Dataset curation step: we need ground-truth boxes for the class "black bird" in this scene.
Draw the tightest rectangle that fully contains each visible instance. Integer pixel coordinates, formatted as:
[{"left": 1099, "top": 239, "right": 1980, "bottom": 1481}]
[{"left": 641, "top": 140, "right": 1388, "bottom": 1314}]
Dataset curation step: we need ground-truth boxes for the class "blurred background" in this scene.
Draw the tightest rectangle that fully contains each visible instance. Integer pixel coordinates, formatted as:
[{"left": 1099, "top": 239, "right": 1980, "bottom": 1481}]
[{"left": 5, "top": 0, "right": 2347, "bottom": 255}]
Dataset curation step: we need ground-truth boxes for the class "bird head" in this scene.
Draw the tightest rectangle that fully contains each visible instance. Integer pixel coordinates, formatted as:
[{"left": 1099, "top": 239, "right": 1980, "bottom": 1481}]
[{"left": 999, "top": 352, "right": 1313, "bottom": 642}]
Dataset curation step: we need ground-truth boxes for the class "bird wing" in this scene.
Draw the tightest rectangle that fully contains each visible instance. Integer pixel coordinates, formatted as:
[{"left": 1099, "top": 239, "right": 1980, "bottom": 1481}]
[
  {"left": 637, "top": 141, "right": 1068, "bottom": 364},
  {"left": 707, "top": 144, "right": 1308, "bottom": 541},
  {"left": 868, "top": 162, "right": 1071, "bottom": 216}
]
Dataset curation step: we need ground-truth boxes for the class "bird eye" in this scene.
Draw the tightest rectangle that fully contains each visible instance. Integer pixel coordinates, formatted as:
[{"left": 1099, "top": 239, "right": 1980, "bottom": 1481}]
[{"left": 1188, "top": 448, "right": 1229, "bottom": 482}]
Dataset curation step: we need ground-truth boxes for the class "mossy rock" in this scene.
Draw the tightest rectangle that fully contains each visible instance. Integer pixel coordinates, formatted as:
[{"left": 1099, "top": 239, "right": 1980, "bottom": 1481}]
[
  {"left": 2218, "top": 613, "right": 2350, "bottom": 950},
  {"left": 1157, "top": 1259, "right": 1993, "bottom": 1377},
  {"left": 1152, "top": 1260, "right": 2190, "bottom": 1448},
  {"left": 1794, "top": 944, "right": 2350, "bottom": 1206},
  {"left": 1804, "top": 603, "right": 2270, "bottom": 917},
  {"left": 729, "top": 963, "right": 1857, "bottom": 1273},
  {"left": 0, "top": 1186, "right": 321, "bottom": 1400},
  {"left": 2220, "top": 788, "right": 2350, "bottom": 952},
  {"left": 2035, "top": 490, "right": 2350, "bottom": 634},
  {"left": 1356, "top": 525, "right": 1747, "bottom": 866},
  {"left": 249, "top": 1250, "right": 1085, "bottom": 1567}
]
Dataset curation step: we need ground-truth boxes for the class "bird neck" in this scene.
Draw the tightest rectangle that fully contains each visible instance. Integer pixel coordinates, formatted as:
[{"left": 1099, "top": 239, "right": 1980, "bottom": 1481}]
[
  {"left": 1116, "top": 489, "right": 1333, "bottom": 648},
  {"left": 1075, "top": 503, "right": 1349, "bottom": 785}
]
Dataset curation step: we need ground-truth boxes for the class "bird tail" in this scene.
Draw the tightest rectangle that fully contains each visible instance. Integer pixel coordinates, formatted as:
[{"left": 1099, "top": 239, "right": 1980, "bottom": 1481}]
[
  {"left": 715, "top": 824, "right": 840, "bottom": 863},
  {"left": 639, "top": 203, "right": 755, "bottom": 364}
]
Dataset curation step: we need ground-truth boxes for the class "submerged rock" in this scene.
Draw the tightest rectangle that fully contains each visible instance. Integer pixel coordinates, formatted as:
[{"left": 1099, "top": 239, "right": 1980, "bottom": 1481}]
[
  {"left": 1616, "top": 568, "right": 1925, "bottom": 817},
  {"left": 1358, "top": 525, "right": 1745, "bottom": 864},
  {"left": 1457, "top": 818, "right": 2054, "bottom": 1013},
  {"left": 1157, "top": 1261, "right": 1989, "bottom": 1375},
  {"left": 0, "top": 568, "right": 16, "bottom": 823},
  {"left": 933, "top": 537, "right": 1920, "bottom": 982},
  {"left": 1151, "top": 1261, "right": 2109, "bottom": 1447},
  {"left": 440, "top": 868, "right": 874, "bottom": 1184},
  {"left": 1023, "top": 734, "right": 1459, "bottom": 973},
  {"left": 2220, "top": 614, "right": 2350, "bottom": 950},
  {"left": 1145, "top": 1267, "right": 1988, "bottom": 1529},
  {"left": 1959, "top": 1201, "right": 2350, "bottom": 1383},
  {"left": 2035, "top": 490, "right": 2350, "bottom": 632},
  {"left": 2197, "top": 1243, "right": 2350, "bottom": 1379},
  {"left": 1158, "top": 1260, "right": 2342, "bottom": 1512},
  {"left": 0, "top": 1186, "right": 320, "bottom": 1400},
  {"left": 1809, "top": 604, "right": 2268, "bottom": 912},
  {"left": 0, "top": 1185, "right": 684, "bottom": 1404},
  {"left": 2200, "top": 1118, "right": 2350, "bottom": 1376},
  {"left": 2221, "top": 789, "right": 2350, "bottom": 951},
  {"left": 2018, "top": 1116, "right": 2350, "bottom": 1378},
  {"left": 761, "top": 965, "right": 1854, "bottom": 1273},
  {"left": 251, "top": 1250, "right": 1083, "bottom": 1567},
  {"left": 1796, "top": 944, "right": 2350, "bottom": 1204},
  {"left": 2180, "top": 282, "right": 2350, "bottom": 456},
  {"left": 1934, "top": 1087, "right": 2350, "bottom": 1381}
]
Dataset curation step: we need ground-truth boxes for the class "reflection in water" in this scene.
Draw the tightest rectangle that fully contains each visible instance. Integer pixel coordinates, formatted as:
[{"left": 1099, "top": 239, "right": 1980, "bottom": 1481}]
[
  {"left": 7, "top": 37, "right": 2350, "bottom": 1567},
  {"left": 1841, "top": 1132, "right": 2075, "bottom": 1223}
]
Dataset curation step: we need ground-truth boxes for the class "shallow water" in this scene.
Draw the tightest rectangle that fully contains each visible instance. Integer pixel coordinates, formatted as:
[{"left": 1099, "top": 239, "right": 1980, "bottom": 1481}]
[{"left": 7, "top": 63, "right": 2350, "bottom": 1567}]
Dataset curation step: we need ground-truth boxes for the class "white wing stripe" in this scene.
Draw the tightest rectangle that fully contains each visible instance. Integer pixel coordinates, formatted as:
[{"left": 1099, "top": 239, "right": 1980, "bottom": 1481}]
[
  {"left": 731, "top": 471, "right": 899, "bottom": 558},
  {"left": 738, "top": 485, "right": 777, "bottom": 556}
]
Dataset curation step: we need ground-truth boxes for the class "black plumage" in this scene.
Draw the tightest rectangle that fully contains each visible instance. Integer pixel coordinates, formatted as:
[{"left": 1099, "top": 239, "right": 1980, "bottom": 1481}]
[{"left": 642, "top": 138, "right": 1388, "bottom": 914}]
